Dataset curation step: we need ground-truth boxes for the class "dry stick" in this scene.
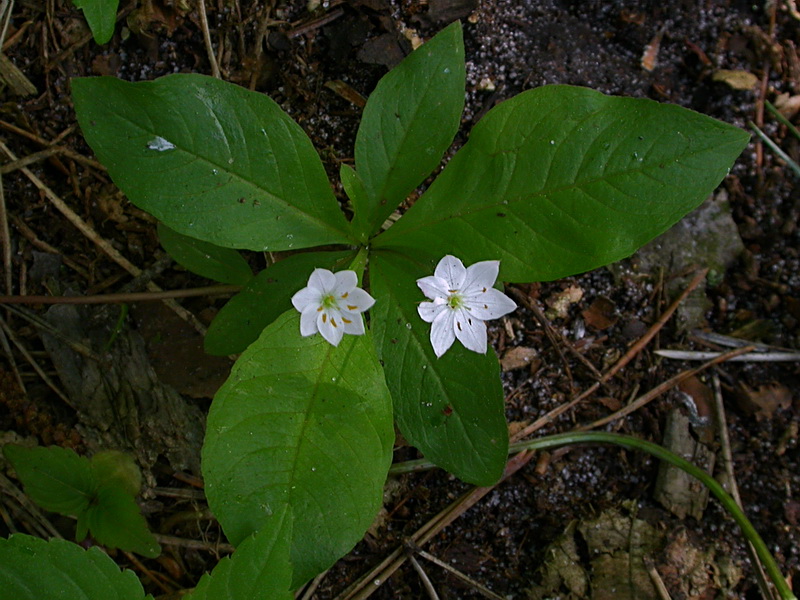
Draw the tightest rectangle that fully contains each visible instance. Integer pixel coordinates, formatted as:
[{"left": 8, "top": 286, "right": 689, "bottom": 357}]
[
  {"left": 0, "top": 472, "right": 62, "bottom": 540},
  {"left": 576, "top": 345, "right": 755, "bottom": 431},
  {"left": 298, "top": 570, "right": 331, "bottom": 600},
  {"left": 643, "top": 556, "right": 673, "bottom": 600},
  {"left": 712, "top": 374, "right": 777, "bottom": 600},
  {"left": 0, "top": 0, "right": 15, "bottom": 49},
  {"left": 0, "top": 172, "right": 10, "bottom": 295},
  {"left": 337, "top": 450, "right": 534, "bottom": 600},
  {"left": 510, "top": 268, "right": 709, "bottom": 443},
  {"left": 287, "top": 7, "right": 345, "bottom": 38},
  {"left": 0, "top": 314, "right": 73, "bottom": 407},
  {"left": 0, "top": 141, "right": 208, "bottom": 335},
  {"left": 408, "top": 555, "right": 440, "bottom": 600},
  {"left": 0, "top": 146, "right": 62, "bottom": 174},
  {"left": 123, "top": 551, "right": 174, "bottom": 595},
  {"left": 0, "top": 285, "right": 241, "bottom": 305},
  {"left": 405, "top": 541, "right": 506, "bottom": 600},
  {"left": 152, "top": 533, "right": 234, "bottom": 554},
  {"left": 0, "top": 319, "right": 24, "bottom": 391},
  {"left": 0, "top": 121, "right": 106, "bottom": 171},
  {"left": 198, "top": 0, "right": 221, "bottom": 79},
  {"left": 3, "top": 303, "right": 103, "bottom": 362},
  {"left": 8, "top": 214, "right": 89, "bottom": 278}
]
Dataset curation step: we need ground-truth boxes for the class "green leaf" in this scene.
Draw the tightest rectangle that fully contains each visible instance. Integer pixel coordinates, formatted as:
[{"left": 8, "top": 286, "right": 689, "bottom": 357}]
[
  {"left": 91, "top": 451, "right": 142, "bottom": 497},
  {"left": 370, "top": 250, "right": 508, "bottom": 485},
  {"left": 72, "top": 74, "right": 354, "bottom": 252},
  {"left": 204, "top": 250, "right": 354, "bottom": 355},
  {"left": 187, "top": 506, "right": 293, "bottom": 600},
  {"left": 72, "top": 0, "right": 119, "bottom": 45},
  {"left": 158, "top": 223, "right": 253, "bottom": 285},
  {"left": 3, "top": 445, "right": 93, "bottom": 515},
  {"left": 83, "top": 486, "right": 161, "bottom": 558},
  {"left": 3, "top": 445, "right": 160, "bottom": 558},
  {"left": 202, "top": 311, "right": 394, "bottom": 587},
  {"left": 373, "top": 85, "right": 750, "bottom": 282},
  {"left": 0, "top": 534, "right": 152, "bottom": 600},
  {"left": 352, "top": 21, "right": 465, "bottom": 238}
]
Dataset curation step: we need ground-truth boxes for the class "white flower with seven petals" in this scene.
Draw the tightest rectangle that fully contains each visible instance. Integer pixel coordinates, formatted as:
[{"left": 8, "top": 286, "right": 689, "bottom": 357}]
[
  {"left": 417, "top": 255, "right": 517, "bottom": 358},
  {"left": 291, "top": 268, "right": 375, "bottom": 346}
]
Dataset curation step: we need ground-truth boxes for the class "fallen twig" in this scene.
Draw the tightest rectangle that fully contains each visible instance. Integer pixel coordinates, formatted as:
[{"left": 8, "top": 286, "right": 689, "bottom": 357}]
[
  {"left": 0, "top": 285, "right": 241, "bottom": 305},
  {"left": 655, "top": 349, "right": 800, "bottom": 362}
]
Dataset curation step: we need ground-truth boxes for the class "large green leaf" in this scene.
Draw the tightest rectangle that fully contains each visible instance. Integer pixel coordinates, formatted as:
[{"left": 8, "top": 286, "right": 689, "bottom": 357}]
[
  {"left": 204, "top": 250, "right": 354, "bottom": 355},
  {"left": 373, "top": 85, "right": 750, "bottom": 281},
  {"left": 0, "top": 534, "right": 151, "bottom": 600},
  {"left": 370, "top": 250, "right": 508, "bottom": 485},
  {"left": 187, "top": 507, "right": 293, "bottom": 600},
  {"left": 3, "top": 445, "right": 160, "bottom": 558},
  {"left": 351, "top": 21, "right": 465, "bottom": 238},
  {"left": 3, "top": 445, "right": 93, "bottom": 515},
  {"left": 158, "top": 223, "right": 253, "bottom": 285},
  {"left": 72, "top": 74, "right": 354, "bottom": 251},
  {"left": 73, "top": 0, "right": 119, "bottom": 45},
  {"left": 202, "top": 311, "right": 394, "bottom": 586}
]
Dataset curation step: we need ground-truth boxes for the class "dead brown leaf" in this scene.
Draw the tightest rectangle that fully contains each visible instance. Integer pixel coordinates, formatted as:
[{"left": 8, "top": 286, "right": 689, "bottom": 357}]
[
  {"left": 582, "top": 296, "right": 618, "bottom": 330},
  {"left": 735, "top": 382, "right": 792, "bottom": 419},
  {"left": 500, "top": 346, "right": 538, "bottom": 371}
]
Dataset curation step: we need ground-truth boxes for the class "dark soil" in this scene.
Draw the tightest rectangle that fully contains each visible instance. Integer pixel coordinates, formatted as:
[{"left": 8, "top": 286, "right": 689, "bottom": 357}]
[{"left": 0, "top": 1, "right": 798, "bottom": 599}]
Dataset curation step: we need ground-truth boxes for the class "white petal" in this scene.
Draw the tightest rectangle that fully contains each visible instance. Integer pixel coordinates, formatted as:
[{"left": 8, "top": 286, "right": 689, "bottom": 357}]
[
  {"left": 434, "top": 255, "right": 466, "bottom": 289},
  {"left": 453, "top": 308, "right": 487, "bottom": 354},
  {"left": 317, "top": 309, "right": 345, "bottom": 346},
  {"left": 333, "top": 270, "right": 358, "bottom": 295},
  {"left": 291, "top": 286, "right": 320, "bottom": 312},
  {"left": 300, "top": 305, "right": 320, "bottom": 336},
  {"left": 341, "top": 311, "right": 365, "bottom": 335},
  {"left": 465, "top": 287, "right": 517, "bottom": 320},
  {"left": 308, "top": 268, "right": 336, "bottom": 294},
  {"left": 462, "top": 260, "right": 500, "bottom": 294},
  {"left": 339, "top": 287, "right": 374, "bottom": 313},
  {"left": 416, "top": 275, "right": 449, "bottom": 300},
  {"left": 418, "top": 300, "right": 447, "bottom": 323},
  {"left": 430, "top": 309, "right": 456, "bottom": 358}
]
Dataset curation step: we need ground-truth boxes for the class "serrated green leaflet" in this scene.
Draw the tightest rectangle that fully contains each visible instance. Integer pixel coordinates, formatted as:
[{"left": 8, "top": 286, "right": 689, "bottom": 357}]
[
  {"left": 352, "top": 21, "right": 465, "bottom": 238},
  {"left": 187, "top": 507, "right": 293, "bottom": 600},
  {"left": 3, "top": 445, "right": 159, "bottom": 557},
  {"left": 0, "top": 534, "right": 152, "bottom": 600},
  {"left": 83, "top": 486, "right": 160, "bottom": 558},
  {"left": 158, "top": 223, "right": 253, "bottom": 285},
  {"left": 373, "top": 85, "right": 750, "bottom": 282},
  {"left": 72, "top": 0, "right": 119, "bottom": 44},
  {"left": 204, "top": 250, "right": 354, "bottom": 355},
  {"left": 71, "top": 74, "right": 354, "bottom": 251},
  {"left": 202, "top": 311, "right": 394, "bottom": 586},
  {"left": 370, "top": 250, "right": 508, "bottom": 485},
  {"left": 3, "top": 445, "right": 93, "bottom": 515}
]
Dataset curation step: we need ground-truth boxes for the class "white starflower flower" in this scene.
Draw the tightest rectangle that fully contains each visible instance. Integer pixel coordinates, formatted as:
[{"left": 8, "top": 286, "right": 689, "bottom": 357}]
[
  {"left": 416, "top": 255, "right": 517, "bottom": 358},
  {"left": 291, "top": 268, "right": 375, "bottom": 346}
]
